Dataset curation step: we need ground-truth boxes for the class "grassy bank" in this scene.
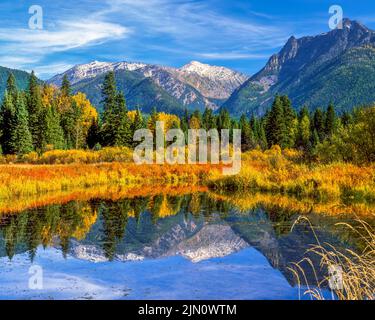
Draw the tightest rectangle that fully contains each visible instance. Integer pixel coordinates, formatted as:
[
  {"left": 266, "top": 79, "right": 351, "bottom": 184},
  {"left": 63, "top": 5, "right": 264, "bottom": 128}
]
[
  {"left": 0, "top": 162, "right": 220, "bottom": 200},
  {"left": 209, "top": 146, "right": 375, "bottom": 202},
  {"left": 1, "top": 146, "right": 375, "bottom": 205}
]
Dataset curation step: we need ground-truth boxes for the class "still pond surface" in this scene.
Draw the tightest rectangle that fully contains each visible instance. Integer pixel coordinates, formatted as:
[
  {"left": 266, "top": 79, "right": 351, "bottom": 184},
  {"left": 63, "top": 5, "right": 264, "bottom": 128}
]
[{"left": 0, "top": 191, "right": 368, "bottom": 300}]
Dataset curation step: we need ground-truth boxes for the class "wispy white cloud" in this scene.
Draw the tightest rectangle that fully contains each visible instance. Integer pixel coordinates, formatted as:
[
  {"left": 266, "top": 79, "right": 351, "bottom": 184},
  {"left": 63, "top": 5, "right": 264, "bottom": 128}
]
[
  {"left": 0, "top": 21, "right": 129, "bottom": 53},
  {"left": 197, "top": 52, "right": 270, "bottom": 60},
  {"left": 0, "top": 7, "right": 129, "bottom": 74},
  {"left": 104, "top": 0, "right": 290, "bottom": 50}
]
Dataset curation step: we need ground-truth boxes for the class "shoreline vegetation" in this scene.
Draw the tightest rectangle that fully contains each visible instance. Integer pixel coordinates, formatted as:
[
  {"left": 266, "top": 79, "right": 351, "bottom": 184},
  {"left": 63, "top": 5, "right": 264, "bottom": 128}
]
[{"left": 0, "top": 146, "right": 374, "bottom": 216}]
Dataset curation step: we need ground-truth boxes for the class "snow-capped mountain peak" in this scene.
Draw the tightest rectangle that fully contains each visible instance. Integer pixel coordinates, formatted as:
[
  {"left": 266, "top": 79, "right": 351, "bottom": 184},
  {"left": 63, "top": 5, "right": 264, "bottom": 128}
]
[
  {"left": 180, "top": 60, "right": 245, "bottom": 80},
  {"left": 49, "top": 61, "right": 148, "bottom": 86},
  {"left": 48, "top": 59, "right": 248, "bottom": 110}
]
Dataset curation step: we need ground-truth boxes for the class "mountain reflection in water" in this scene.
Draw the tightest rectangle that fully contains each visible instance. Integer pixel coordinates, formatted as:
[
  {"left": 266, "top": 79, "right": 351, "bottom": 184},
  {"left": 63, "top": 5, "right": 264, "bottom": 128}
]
[{"left": 0, "top": 192, "right": 370, "bottom": 300}]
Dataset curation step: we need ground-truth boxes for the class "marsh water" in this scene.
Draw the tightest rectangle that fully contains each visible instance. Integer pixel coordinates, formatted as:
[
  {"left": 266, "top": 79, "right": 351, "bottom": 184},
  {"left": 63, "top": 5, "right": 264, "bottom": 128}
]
[{"left": 0, "top": 190, "right": 371, "bottom": 300}]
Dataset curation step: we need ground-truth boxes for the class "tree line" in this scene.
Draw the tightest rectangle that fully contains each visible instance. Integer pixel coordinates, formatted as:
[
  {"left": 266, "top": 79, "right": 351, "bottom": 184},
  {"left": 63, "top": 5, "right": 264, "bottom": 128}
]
[{"left": 0, "top": 71, "right": 374, "bottom": 164}]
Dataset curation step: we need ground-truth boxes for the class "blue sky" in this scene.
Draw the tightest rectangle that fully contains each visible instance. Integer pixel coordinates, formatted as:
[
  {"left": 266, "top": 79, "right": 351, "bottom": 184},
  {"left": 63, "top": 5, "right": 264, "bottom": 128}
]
[{"left": 0, "top": 0, "right": 374, "bottom": 79}]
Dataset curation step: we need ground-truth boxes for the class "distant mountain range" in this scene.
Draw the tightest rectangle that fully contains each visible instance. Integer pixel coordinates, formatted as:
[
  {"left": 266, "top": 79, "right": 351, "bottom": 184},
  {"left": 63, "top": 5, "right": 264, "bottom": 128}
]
[
  {"left": 224, "top": 18, "right": 375, "bottom": 116},
  {"left": 48, "top": 60, "right": 248, "bottom": 114},
  {"left": 1, "top": 18, "right": 375, "bottom": 116}
]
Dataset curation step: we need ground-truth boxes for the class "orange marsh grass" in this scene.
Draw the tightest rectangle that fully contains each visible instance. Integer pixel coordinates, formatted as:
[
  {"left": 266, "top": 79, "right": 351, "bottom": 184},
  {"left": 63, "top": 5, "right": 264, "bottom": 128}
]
[
  {"left": 289, "top": 216, "right": 375, "bottom": 300},
  {"left": 209, "top": 146, "right": 375, "bottom": 201},
  {"left": 0, "top": 162, "right": 221, "bottom": 200}
]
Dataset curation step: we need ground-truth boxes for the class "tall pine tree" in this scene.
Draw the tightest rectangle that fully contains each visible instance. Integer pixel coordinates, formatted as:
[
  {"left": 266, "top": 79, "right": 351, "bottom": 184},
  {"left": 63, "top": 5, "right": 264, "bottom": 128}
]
[
  {"left": 312, "top": 108, "right": 325, "bottom": 142},
  {"left": 27, "top": 71, "right": 44, "bottom": 151},
  {"left": 44, "top": 104, "right": 65, "bottom": 150},
  {"left": 10, "top": 93, "right": 33, "bottom": 155},
  {"left": 265, "top": 96, "right": 285, "bottom": 147},
  {"left": 114, "top": 92, "right": 131, "bottom": 146},
  {"left": 101, "top": 72, "right": 121, "bottom": 146},
  {"left": 325, "top": 103, "right": 336, "bottom": 138},
  {"left": 0, "top": 91, "right": 15, "bottom": 154}
]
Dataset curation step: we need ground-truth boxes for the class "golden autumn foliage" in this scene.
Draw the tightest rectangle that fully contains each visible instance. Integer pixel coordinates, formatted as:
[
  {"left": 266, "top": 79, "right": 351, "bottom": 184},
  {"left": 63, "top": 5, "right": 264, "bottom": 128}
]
[
  {"left": 71, "top": 92, "right": 98, "bottom": 129},
  {"left": 0, "top": 145, "right": 374, "bottom": 218},
  {"left": 148, "top": 112, "right": 180, "bottom": 132},
  {"left": 41, "top": 84, "right": 57, "bottom": 107},
  {"left": 189, "top": 115, "right": 201, "bottom": 129},
  {"left": 0, "top": 160, "right": 220, "bottom": 201},
  {"left": 127, "top": 110, "right": 138, "bottom": 123},
  {"left": 0, "top": 185, "right": 208, "bottom": 215},
  {"left": 209, "top": 146, "right": 375, "bottom": 201}
]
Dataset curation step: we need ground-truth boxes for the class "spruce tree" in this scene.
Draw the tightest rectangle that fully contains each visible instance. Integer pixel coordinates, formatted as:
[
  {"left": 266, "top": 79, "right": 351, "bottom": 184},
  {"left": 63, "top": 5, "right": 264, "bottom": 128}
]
[
  {"left": 148, "top": 106, "right": 159, "bottom": 134},
  {"left": 44, "top": 104, "right": 65, "bottom": 150},
  {"left": 87, "top": 118, "right": 101, "bottom": 149},
  {"left": 280, "top": 95, "right": 297, "bottom": 148},
  {"left": 312, "top": 108, "right": 325, "bottom": 142},
  {"left": 6, "top": 73, "right": 18, "bottom": 101},
  {"left": 296, "top": 106, "right": 311, "bottom": 150},
  {"left": 180, "top": 109, "right": 189, "bottom": 143},
  {"left": 311, "top": 129, "right": 320, "bottom": 148},
  {"left": 10, "top": 93, "right": 33, "bottom": 155},
  {"left": 0, "top": 92, "right": 16, "bottom": 154},
  {"left": 61, "top": 74, "right": 71, "bottom": 97},
  {"left": 202, "top": 108, "right": 213, "bottom": 130},
  {"left": 131, "top": 108, "right": 145, "bottom": 147},
  {"left": 217, "top": 108, "right": 231, "bottom": 131},
  {"left": 239, "top": 114, "right": 254, "bottom": 151},
  {"left": 101, "top": 71, "right": 119, "bottom": 146},
  {"left": 325, "top": 103, "right": 336, "bottom": 137},
  {"left": 341, "top": 111, "right": 352, "bottom": 127},
  {"left": 27, "top": 71, "right": 44, "bottom": 150},
  {"left": 115, "top": 92, "right": 131, "bottom": 146},
  {"left": 265, "top": 96, "right": 285, "bottom": 147}
]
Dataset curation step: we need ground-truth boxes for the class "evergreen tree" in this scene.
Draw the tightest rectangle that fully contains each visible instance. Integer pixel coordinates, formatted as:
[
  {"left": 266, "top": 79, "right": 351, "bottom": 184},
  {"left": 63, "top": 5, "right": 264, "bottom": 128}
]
[
  {"left": 44, "top": 104, "right": 65, "bottom": 149},
  {"left": 87, "top": 118, "right": 100, "bottom": 149},
  {"left": 312, "top": 108, "right": 325, "bottom": 142},
  {"left": 6, "top": 73, "right": 18, "bottom": 101},
  {"left": 114, "top": 92, "right": 131, "bottom": 146},
  {"left": 61, "top": 74, "right": 71, "bottom": 97},
  {"left": 100, "top": 73, "right": 132, "bottom": 147},
  {"left": 341, "top": 111, "right": 352, "bottom": 127},
  {"left": 27, "top": 71, "right": 44, "bottom": 150},
  {"left": 148, "top": 106, "right": 159, "bottom": 134},
  {"left": 265, "top": 96, "right": 285, "bottom": 147},
  {"left": 325, "top": 103, "right": 336, "bottom": 137},
  {"left": 311, "top": 129, "right": 320, "bottom": 148},
  {"left": 192, "top": 110, "right": 202, "bottom": 126},
  {"left": 101, "top": 71, "right": 118, "bottom": 146},
  {"left": 202, "top": 108, "right": 216, "bottom": 130},
  {"left": 10, "top": 93, "right": 33, "bottom": 155},
  {"left": 280, "top": 95, "right": 297, "bottom": 148},
  {"left": 130, "top": 108, "right": 145, "bottom": 147},
  {"left": 0, "top": 92, "right": 15, "bottom": 154},
  {"left": 239, "top": 114, "right": 254, "bottom": 151},
  {"left": 180, "top": 109, "right": 189, "bottom": 143},
  {"left": 217, "top": 108, "right": 231, "bottom": 131},
  {"left": 296, "top": 106, "right": 311, "bottom": 150}
]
